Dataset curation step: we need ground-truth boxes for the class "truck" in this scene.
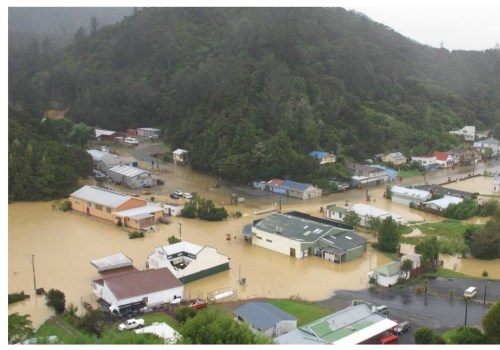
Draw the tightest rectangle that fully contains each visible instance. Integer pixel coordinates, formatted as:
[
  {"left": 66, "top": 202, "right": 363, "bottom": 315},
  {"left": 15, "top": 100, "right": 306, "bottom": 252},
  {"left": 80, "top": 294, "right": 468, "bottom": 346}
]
[{"left": 118, "top": 318, "right": 145, "bottom": 331}]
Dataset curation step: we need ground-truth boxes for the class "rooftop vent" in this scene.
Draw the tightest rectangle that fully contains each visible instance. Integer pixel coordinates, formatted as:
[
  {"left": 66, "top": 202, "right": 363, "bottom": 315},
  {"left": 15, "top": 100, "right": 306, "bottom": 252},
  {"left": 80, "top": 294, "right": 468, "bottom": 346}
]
[{"left": 275, "top": 226, "right": 283, "bottom": 234}]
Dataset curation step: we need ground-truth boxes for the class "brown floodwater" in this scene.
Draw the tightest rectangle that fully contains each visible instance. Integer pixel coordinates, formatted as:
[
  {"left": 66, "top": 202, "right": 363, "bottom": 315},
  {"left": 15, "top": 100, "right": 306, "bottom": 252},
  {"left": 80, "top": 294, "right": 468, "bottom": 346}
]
[{"left": 8, "top": 154, "right": 500, "bottom": 329}]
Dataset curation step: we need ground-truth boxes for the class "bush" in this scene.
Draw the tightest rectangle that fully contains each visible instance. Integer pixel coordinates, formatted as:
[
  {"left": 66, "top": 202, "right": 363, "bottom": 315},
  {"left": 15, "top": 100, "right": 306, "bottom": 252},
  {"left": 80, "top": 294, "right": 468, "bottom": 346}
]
[
  {"left": 8, "top": 291, "right": 26, "bottom": 304},
  {"left": 46, "top": 289, "right": 66, "bottom": 314},
  {"left": 482, "top": 270, "right": 488, "bottom": 278},
  {"left": 175, "top": 306, "right": 196, "bottom": 324},
  {"left": 59, "top": 200, "right": 71, "bottom": 211},
  {"left": 128, "top": 231, "right": 145, "bottom": 239},
  {"left": 116, "top": 218, "right": 123, "bottom": 227}
]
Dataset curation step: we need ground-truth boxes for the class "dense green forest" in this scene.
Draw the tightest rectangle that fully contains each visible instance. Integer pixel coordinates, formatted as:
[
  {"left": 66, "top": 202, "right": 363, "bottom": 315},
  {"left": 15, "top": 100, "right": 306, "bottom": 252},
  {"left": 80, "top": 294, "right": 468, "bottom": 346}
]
[{"left": 8, "top": 7, "right": 500, "bottom": 199}]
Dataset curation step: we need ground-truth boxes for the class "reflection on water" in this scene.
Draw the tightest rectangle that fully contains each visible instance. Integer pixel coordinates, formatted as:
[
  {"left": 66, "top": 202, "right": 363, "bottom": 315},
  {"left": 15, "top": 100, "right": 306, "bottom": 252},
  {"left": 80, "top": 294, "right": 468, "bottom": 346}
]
[{"left": 8, "top": 167, "right": 500, "bottom": 329}]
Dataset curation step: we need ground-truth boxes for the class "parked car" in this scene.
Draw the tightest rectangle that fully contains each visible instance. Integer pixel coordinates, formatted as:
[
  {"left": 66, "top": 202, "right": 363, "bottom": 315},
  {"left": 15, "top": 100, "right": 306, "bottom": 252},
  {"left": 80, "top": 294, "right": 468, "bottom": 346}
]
[
  {"left": 393, "top": 321, "right": 411, "bottom": 335},
  {"left": 464, "top": 286, "right": 477, "bottom": 299},
  {"left": 118, "top": 318, "right": 145, "bottom": 331},
  {"left": 374, "top": 305, "right": 389, "bottom": 315},
  {"left": 174, "top": 189, "right": 184, "bottom": 196},
  {"left": 124, "top": 137, "right": 139, "bottom": 145},
  {"left": 183, "top": 192, "right": 193, "bottom": 199},
  {"left": 191, "top": 300, "right": 208, "bottom": 310},
  {"left": 170, "top": 193, "right": 180, "bottom": 199},
  {"left": 93, "top": 169, "right": 106, "bottom": 179}
]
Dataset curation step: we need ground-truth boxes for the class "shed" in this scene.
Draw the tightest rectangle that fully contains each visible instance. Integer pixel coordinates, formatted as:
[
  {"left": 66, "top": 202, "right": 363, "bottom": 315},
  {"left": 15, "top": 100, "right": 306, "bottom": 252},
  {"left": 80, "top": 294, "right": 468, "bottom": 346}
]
[
  {"left": 234, "top": 302, "right": 297, "bottom": 337},
  {"left": 390, "top": 186, "right": 432, "bottom": 206},
  {"left": 108, "top": 165, "right": 157, "bottom": 189},
  {"left": 172, "top": 149, "right": 188, "bottom": 165},
  {"left": 368, "top": 261, "right": 402, "bottom": 287}
]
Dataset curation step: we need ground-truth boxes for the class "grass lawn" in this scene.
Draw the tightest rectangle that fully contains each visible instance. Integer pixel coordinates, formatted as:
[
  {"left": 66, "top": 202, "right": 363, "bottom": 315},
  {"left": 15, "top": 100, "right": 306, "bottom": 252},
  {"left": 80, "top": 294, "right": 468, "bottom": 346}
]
[
  {"left": 269, "top": 299, "right": 334, "bottom": 326},
  {"left": 421, "top": 267, "right": 477, "bottom": 279},
  {"left": 35, "top": 315, "right": 93, "bottom": 344},
  {"left": 401, "top": 220, "right": 483, "bottom": 256},
  {"left": 397, "top": 170, "right": 422, "bottom": 178},
  {"left": 400, "top": 225, "right": 413, "bottom": 235},
  {"left": 142, "top": 312, "right": 179, "bottom": 331}
]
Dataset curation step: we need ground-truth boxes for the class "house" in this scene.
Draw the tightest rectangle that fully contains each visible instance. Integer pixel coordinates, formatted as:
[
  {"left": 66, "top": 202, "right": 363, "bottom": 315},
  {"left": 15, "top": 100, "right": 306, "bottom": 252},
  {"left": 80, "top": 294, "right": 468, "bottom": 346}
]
[
  {"left": 280, "top": 180, "right": 322, "bottom": 199},
  {"left": 92, "top": 267, "right": 183, "bottom": 313},
  {"left": 275, "top": 303, "right": 397, "bottom": 345},
  {"left": 449, "top": 126, "right": 475, "bottom": 141},
  {"left": 423, "top": 196, "right": 463, "bottom": 212},
  {"left": 94, "top": 129, "right": 126, "bottom": 142},
  {"left": 137, "top": 128, "right": 160, "bottom": 138},
  {"left": 347, "top": 163, "right": 386, "bottom": 187},
  {"left": 411, "top": 155, "right": 438, "bottom": 170},
  {"left": 234, "top": 302, "right": 297, "bottom": 337},
  {"left": 163, "top": 203, "right": 184, "bottom": 217},
  {"left": 476, "top": 130, "right": 491, "bottom": 140},
  {"left": 325, "top": 203, "right": 403, "bottom": 226},
  {"left": 448, "top": 148, "right": 475, "bottom": 166},
  {"left": 474, "top": 137, "right": 500, "bottom": 156},
  {"left": 265, "top": 179, "right": 287, "bottom": 195},
  {"left": 390, "top": 186, "right": 432, "bottom": 206},
  {"left": 172, "top": 149, "right": 188, "bottom": 165},
  {"left": 432, "top": 151, "right": 454, "bottom": 168},
  {"left": 414, "top": 184, "right": 473, "bottom": 199},
  {"left": 135, "top": 322, "right": 181, "bottom": 344},
  {"left": 381, "top": 152, "right": 407, "bottom": 167},
  {"left": 368, "top": 261, "right": 403, "bottom": 287},
  {"left": 369, "top": 165, "right": 398, "bottom": 182},
  {"left": 148, "top": 241, "right": 230, "bottom": 283},
  {"left": 87, "top": 149, "right": 136, "bottom": 173},
  {"left": 309, "top": 151, "right": 336, "bottom": 165},
  {"left": 108, "top": 165, "right": 158, "bottom": 189},
  {"left": 69, "top": 185, "right": 163, "bottom": 230},
  {"left": 242, "top": 211, "right": 367, "bottom": 263}
]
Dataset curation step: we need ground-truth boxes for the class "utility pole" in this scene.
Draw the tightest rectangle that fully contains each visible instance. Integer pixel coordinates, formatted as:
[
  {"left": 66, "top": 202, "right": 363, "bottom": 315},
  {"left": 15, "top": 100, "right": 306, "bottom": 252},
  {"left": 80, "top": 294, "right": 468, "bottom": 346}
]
[
  {"left": 464, "top": 298, "right": 469, "bottom": 326},
  {"left": 177, "top": 223, "right": 183, "bottom": 240},
  {"left": 29, "top": 254, "right": 36, "bottom": 292}
]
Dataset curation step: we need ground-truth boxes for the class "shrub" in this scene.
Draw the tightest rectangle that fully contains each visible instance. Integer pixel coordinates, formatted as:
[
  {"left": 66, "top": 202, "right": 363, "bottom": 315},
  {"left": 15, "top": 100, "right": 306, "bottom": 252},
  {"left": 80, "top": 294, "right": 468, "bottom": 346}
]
[
  {"left": 128, "top": 231, "right": 145, "bottom": 239},
  {"left": 46, "top": 289, "right": 66, "bottom": 314},
  {"left": 482, "top": 270, "right": 488, "bottom": 278},
  {"left": 8, "top": 291, "right": 26, "bottom": 304}
]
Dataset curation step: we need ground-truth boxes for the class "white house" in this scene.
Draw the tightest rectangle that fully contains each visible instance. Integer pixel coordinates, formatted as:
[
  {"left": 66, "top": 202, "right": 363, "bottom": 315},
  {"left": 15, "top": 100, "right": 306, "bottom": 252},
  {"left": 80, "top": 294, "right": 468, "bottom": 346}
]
[
  {"left": 234, "top": 302, "right": 297, "bottom": 337},
  {"left": 411, "top": 155, "right": 437, "bottom": 167},
  {"left": 432, "top": 151, "right": 455, "bottom": 168},
  {"left": 325, "top": 203, "right": 403, "bottom": 226},
  {"left": 474, "top": 137, "right": 500, "bottom": 156},
  {"left": 449, "top": 126, "right": 475, "bottom": 141},
  {"left": 390, "top": 186, "right": 432, "bottom": 206},
  {"left": 368, "top": 261, "right": 403, "bottom": 287},
  {"left": 172, "top": 149, "right": 188, "bottom": 165},
  {"left": 148, "top": 241, "right": 230, "bottom": 284},
  {"left": 348, "top": 163, "right": 386, "bottom": 187},
  {"left": 108, "top": 165, "right": 157, "bottom": 189},
  {"left": 91, "top": 254, "right": 183, "bottom": 312}
]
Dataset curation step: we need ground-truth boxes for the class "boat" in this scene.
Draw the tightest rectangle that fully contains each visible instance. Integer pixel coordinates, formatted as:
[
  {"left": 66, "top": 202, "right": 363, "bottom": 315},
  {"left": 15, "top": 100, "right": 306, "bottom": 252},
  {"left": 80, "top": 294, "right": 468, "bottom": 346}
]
[{"left": 190, "top": 300, "right": 208, "bottom": 310}]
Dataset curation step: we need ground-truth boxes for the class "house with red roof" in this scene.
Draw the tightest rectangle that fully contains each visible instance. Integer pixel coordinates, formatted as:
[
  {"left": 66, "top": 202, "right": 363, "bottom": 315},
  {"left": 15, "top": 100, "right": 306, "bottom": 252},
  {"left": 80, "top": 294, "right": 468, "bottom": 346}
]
[{"left": 432, "top": 151, "right": 454, "bottom": 168}]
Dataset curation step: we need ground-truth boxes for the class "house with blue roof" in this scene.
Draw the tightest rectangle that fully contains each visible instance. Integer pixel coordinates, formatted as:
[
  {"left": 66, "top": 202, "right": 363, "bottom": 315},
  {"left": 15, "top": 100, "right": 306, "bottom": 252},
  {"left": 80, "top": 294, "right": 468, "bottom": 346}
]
[
  {"left": 234, "top": 302, "right": 297, "bottom": 337},
  {"left": 309, "top": 151, "right": 336, "bottom": 165},
  {"left": 370, "top": 165, "right": 398, "bottom": 182}
]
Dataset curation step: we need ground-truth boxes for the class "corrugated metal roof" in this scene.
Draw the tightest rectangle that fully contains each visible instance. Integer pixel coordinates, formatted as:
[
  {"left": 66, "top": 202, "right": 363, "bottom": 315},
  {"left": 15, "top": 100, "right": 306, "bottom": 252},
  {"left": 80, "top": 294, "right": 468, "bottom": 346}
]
[
  {"left": 351, "top": 203, "right": 402, "bottom": 222},
  {"left": 391, "top": 186, "right": 431, "bottom": 200},
  {"left": 309, "top": 151, "right": 330, "bottom": 160},
  {"left": 234, "top": 302, "right": 296, "bottom": 331},
  {"left": 426, "top": 195, "right": 463, "bottom": 210},
  {"left": 114, "top": 203, "right": 163, "bottom": 218},
  {"left": 95, "top": 129, "right": 116, "bottom": 137},
  {"left": 70, "top": 185, "right": 139, "bottom": 208},
  {"left": 280, "top": 180, "right": 313, "bottom": 192},
  {"left": 266, "top": 179, "right": 285, "bottom": 187},
  {"left": 109, "top": 165, "right": 152, "bottom": 178},
  {"left": 172, "top": 149, "right": 188, "bottom": 155},
  {"left": 321, "top": 232, "right": 367, "bottom": 252},
  {"left": 90, "top": 253, "right": 133, "bottom": 272},
  {"left": 105, "top": 268, "right": 182, "bottom": 300},
  {"left": 372, "top": 261, "right": 401, "bottom": 276}
]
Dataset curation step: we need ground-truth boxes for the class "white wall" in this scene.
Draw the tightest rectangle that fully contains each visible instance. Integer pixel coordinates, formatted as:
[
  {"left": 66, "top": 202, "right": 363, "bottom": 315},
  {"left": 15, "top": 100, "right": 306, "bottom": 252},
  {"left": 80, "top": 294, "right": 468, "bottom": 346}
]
[{"left": 252, "top": 228, "right": 304, "bottom": 259}]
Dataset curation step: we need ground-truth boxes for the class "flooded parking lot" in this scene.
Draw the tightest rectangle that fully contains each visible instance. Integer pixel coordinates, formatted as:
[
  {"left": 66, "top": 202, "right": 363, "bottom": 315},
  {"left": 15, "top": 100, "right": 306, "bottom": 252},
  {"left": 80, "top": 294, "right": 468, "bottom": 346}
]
[{"left": 8, "top": 149, "right": 500, "bottom": 329}]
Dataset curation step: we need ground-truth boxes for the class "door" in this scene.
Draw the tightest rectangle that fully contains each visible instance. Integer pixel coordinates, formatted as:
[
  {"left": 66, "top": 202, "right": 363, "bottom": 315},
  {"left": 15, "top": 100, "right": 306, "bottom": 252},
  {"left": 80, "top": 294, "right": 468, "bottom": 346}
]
[{"left": 290, "top": 248, "right": 296, "bottom": 258}]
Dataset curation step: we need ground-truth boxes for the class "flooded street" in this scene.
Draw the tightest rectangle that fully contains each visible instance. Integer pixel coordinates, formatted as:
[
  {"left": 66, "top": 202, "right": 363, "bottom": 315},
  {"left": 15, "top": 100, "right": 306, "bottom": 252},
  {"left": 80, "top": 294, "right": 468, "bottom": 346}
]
[{"left": 8, "top": 147, "right": 500, "bottom": 329}]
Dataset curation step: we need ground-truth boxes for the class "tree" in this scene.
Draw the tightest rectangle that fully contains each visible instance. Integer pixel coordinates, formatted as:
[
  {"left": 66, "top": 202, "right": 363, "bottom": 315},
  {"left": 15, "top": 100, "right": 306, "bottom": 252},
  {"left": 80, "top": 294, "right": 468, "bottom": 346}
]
[
  {"left": 168, "top": 235, "right": 181, "bottom": 245},
  {"left": 449, "top": 326, "right": 486, "bottom": 344},
  {"left": 415, "top": 235, "right": 440, "bottom": 271},
  {"left": 468, "top": 218, "right": 500, "bottom": 259},
  {"left": 376, "top": 217, "right": 401, "bottom": 253},
  {"left": 8, "top": 313, "right": 34, "bottom": 344},
  {"left": 45, "top": 289, "right": 66, "bottom": 314},
  {"left": 179, "top": 307, "right": 274, "bottom": 344},
  {"left": 366, "top": 216, "right": 382, "bottom": 238},
  {"left": 400, "top": 259, "right": 414, "bottom": 280},
  {"left": 78, "top": 309, "right": 106, "bottom": 336},
  {"left": 483, "top": 301, "right": 500, "bottom": 343},
  {"left": 69, "top": 123, "right": 94, "bottom": 149},
  {"left": 444, "top": 198, "right": 478, "bottom": 220},
  {"left": 415, "top": 327, "right": 438, "bottom": 344},
  {"left": 343, "top": 210, "right": 361, "bottom": 228}
]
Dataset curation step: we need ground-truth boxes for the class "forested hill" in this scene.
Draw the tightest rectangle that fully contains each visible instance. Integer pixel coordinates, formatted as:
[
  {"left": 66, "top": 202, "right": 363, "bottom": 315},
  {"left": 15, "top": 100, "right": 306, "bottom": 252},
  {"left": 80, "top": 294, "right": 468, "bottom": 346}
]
[{"left": 9, "top": 7, "right": 500, "bottom": 184}]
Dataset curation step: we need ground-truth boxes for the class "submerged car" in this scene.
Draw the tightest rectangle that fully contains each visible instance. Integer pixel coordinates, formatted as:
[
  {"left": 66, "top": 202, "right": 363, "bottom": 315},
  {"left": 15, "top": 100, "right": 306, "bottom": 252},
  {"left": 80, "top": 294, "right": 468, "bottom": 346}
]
[{"left": 170, "top": 193, "right": 180, "bottom": 199}]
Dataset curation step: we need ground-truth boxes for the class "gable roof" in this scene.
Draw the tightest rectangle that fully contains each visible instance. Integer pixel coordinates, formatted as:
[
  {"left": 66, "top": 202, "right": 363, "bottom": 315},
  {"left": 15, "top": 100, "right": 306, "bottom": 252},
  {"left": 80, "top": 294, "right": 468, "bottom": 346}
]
[
  {"left": 432, "top": 151, "right": 452, "bottom": 161},
  {"left": 172, "top": 149, "right": 188, "bottom": 155},
  {"left": 234, "top": 302, "right": 296, "bottom": 330},
  {"left": 104, "top": 268, "right": 182, "bottom": 300},
  {"left": 108, "top": 165, "right": 153, "bottom": 178},
  {"left": 479, "top": 137, "right": 499, "bottom": 145},
  {"left": 425, "top": 195, "right": 463, "bottom": 210},
  {"left": 280, "top": 180, "right": 314, "bottom": 192},
  {"left": 70, "top": 185, "right": 141, "bottom": 208},
  {"left": 373, "top": 261, "right": 401, "bottom": 276},
  {"left": 320, "top": 231, "right": 368, "bottom": 252},
  {"left": 391, "top": 186, "right": 431, "bottom": 200}
]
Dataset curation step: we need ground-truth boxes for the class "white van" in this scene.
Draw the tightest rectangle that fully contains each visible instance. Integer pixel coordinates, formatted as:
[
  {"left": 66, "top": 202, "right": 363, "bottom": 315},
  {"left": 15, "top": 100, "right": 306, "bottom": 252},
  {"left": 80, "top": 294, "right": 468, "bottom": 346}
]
[
  {"left": 124, "top": 137, "right": 139, "bottom": 145},
  {"left": 463, "top": 286, "right": 477, "bottom": 299}
]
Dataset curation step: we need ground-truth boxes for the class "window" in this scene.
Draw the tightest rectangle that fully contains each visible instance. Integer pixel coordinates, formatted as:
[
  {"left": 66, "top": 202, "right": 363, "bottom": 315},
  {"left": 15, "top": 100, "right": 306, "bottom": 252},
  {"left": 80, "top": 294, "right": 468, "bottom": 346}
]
[
  {"left": 256, "top": 236, "right": 262, "bottom": 240},
  {"left": 74, "top": 199, "right": 80, "bottom": 204},
  {"left": 86, "top": 201, "right": 92, "bottom": 207},
  {"left": 95, "top": 204, "right": 103, "bottom": 211},
  {"left": 105, "top": 207, "right": 112, "bottom": 213},
  {"left": 266, "top": 239, "right": 272, "bottom": 243}
]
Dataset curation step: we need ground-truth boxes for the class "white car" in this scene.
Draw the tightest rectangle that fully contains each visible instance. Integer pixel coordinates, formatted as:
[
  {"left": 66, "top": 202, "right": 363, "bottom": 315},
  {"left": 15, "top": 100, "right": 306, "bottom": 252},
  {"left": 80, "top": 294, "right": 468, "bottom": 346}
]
[
  {"left": 174, "top": 189, "right": 184, "bottom": 196},
  {"left": 118, "top": 318, "right": 145, "bottom": 331},
  {"left": 183, "top": 192, "right": 193, "bottom": 199},
  {"left": 124, "top": 137, "right": 139, "bottom": 145}
]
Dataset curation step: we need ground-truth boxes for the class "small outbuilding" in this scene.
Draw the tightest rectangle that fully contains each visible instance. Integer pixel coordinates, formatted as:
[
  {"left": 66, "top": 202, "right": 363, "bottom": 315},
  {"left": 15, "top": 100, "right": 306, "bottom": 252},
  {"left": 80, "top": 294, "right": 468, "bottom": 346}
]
[
  {"left": 172, "top": 149, "right": 188, "bottom": 165},
  {"left": 368, "top": 261, "right": 403, "bottom": 287},
  {"left": 234, "top": 302, "right": 297, "bottom": 337}
]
